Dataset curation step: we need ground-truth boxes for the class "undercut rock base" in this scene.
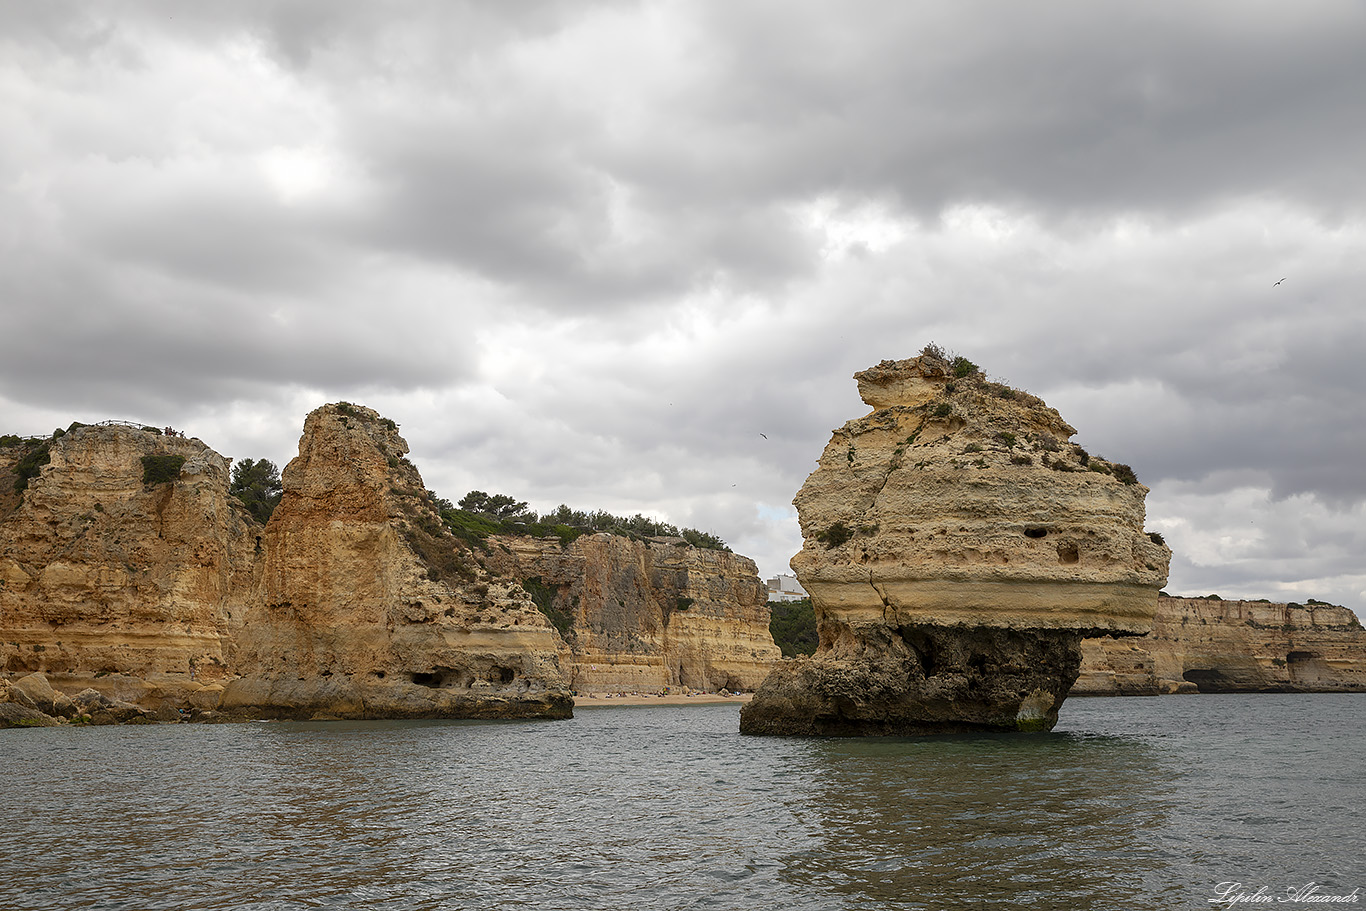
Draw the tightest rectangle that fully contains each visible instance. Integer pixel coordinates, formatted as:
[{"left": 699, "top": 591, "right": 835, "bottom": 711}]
[{"left": 741, "top": 624, "right": 1087, "bottom": 736}]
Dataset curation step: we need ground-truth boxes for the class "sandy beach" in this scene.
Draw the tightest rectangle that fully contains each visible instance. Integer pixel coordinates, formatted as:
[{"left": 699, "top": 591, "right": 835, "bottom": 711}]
[{"left": 573, "top": 692, "right": 753, "bottom": 708}]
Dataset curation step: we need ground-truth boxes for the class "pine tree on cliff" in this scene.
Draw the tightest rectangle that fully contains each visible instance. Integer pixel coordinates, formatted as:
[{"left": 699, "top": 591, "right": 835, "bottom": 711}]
[{"left": 230, "top": 458, "right": 283, "bottom": 524}]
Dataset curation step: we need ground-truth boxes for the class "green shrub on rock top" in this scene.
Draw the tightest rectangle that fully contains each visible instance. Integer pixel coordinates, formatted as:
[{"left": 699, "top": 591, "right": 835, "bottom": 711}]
[
  {"left": 140, "top": 454, "right": 185, "bottom": 486},
  {"left": 1110, "top": 463, "right": 1139, "bottom": 485},
  {"left": 951, "top": 356, "right": 980, "bottom": 378}
]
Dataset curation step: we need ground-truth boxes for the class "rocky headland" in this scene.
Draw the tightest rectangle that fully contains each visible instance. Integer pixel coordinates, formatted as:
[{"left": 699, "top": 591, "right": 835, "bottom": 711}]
[
  {"left": 0, "top": 407, "right": 575, "bottom": 724},
  {"left": 0, "top": 407, "right": 775, "bottom": 726},
  {"left": 741, "top": 351, "right": 1171, "bottom": 735},
  {"left": 2, "top": 405, "right": 773, "bottom": 727},
  {"left": 1074, "top": 596, "right": 1366, "bottom": 695}
]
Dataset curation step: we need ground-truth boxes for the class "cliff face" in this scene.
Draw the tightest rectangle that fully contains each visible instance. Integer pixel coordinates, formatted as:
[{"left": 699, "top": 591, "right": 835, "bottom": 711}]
[
  {"left": 0, "top": 425, "right": 257, "bottom": 697},
  {"left": 485, "top": 533, "right": 779, "bottom": 693},
  {"left": 0, "top": 407, "right": 573, "bottom": 721},
  {"left": 1074, "top": 597, "right": 1366, "bottom": 695},
  {"left": 742, "top": 353, "right": 1170, "bottom": 736},
  {"left": 223, "top": 404, "right": 571, "bottom": 719}
]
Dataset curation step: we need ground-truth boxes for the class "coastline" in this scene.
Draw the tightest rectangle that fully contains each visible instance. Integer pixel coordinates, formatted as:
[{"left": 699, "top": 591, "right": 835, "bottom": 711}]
[{"left": 573, "top": 692, "right": 753, "bottom": 708}]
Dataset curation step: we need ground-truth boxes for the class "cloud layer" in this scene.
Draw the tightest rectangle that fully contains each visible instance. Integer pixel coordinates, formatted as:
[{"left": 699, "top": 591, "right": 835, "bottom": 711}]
[{"left": 3, "top": 1, "right": 1364, "bottom": 611}]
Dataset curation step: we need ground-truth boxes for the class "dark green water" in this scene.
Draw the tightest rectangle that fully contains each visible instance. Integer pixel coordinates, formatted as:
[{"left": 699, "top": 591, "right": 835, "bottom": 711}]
[{"left": 1, "top": 694, "right": 1362, "bottom": 909}]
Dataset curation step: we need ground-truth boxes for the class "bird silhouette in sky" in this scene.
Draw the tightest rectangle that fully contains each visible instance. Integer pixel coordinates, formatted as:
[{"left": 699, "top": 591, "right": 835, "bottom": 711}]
[
  {"left": 1274, "top": 277, "right": 1287, "bottom": 287},
  {"left": 759, "top": 433, "right": 768, "bottom": 439}
]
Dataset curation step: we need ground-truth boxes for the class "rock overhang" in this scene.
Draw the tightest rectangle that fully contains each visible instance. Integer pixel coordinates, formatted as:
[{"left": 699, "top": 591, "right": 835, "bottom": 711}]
[{"left": 742, "top": 350, "right": 1171, "bottom": 736}]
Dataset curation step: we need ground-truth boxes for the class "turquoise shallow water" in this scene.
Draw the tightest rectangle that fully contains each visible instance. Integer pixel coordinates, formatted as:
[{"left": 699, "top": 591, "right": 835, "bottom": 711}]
[{"left": 1, "top": 694, "right": 1363, "bottom": 910}]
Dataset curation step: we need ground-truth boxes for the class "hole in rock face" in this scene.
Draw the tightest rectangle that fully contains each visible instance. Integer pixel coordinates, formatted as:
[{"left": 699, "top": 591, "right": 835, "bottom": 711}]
[
  {"left": 411, "top": 671, "right": 442, "bottom": 687},
  {"left": 1182, "top": 669, "right": 1233, "bottom": 693},
  {"left": 1057, "top": 542, "right": 1080, "bottom": 564},
  {"left": 1024, "top": 527, "right": 1048, "bottom": 539},
  {"left": 1286, "top": 651, "right": 1317, "bottom": 663},
  {"left": 900, "top": 628, "right": 938, "bottom": 676},
  {"left": 489, "top": 666, "right": 515, "bottom": 685}
]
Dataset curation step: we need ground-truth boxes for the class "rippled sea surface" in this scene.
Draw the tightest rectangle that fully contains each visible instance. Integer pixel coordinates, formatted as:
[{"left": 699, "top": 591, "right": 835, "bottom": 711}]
[{"left": 3, "top": 694, "right": 1363, "bottom": 910}]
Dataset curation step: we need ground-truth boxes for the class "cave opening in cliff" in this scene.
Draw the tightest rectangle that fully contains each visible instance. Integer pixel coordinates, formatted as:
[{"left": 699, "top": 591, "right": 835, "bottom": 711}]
[
  {"left": 1024, "top": 527, "right": 1048, "bottom": 539},
  {"left": 411, "top": 671, "right": 442, "bottom": 687},
  {"left": 1182, "top": 668, "right": 1233, "bottom": 693}
]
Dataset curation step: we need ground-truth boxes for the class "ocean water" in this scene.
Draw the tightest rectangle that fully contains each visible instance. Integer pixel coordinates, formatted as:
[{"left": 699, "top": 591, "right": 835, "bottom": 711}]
[{"left": 1, "top": 694, "right": 1362, "bottom": 910}]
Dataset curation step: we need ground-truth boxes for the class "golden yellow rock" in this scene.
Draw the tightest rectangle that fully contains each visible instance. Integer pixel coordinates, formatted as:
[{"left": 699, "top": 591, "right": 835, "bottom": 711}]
[
  {"left": 743, "top": 352, "right": 1170, "bottom": 736},
  {"left": 223, "top": 403, "right": 572, "bottom": 719},
  {"left": 0, "top": 424, "right": 255, "bottom": 688},
  {"left": 791, "top": 355, "right": 1169, "bottom": 631},
  {"left": 485, "top": 532, "right": 779, "bottom": 694},
  {"left": 0, "top": 408, "right": 573, "bottom": 720},
  {"left": 1074, "top": 597, "right": 1366, "bottom": 694}
]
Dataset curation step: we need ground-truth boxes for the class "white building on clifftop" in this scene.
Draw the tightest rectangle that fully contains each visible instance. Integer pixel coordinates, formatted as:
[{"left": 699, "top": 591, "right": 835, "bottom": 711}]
[{"left": 766, "top": 573, "right": 807, "bottom": 603}]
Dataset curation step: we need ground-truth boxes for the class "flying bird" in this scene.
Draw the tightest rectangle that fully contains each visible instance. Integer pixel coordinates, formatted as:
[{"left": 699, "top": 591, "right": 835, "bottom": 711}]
[
  {"left": 759, "top": 433, "right": 768, "bottom": 439},
  {"left": 1273, "top": 277, "right": 1287, "bottom": 287}
]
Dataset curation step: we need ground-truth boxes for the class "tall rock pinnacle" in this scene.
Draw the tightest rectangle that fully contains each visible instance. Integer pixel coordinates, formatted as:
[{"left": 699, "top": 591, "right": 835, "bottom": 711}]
[{"left": 740, "top": 351, "right": 1170, "bottom": 735}]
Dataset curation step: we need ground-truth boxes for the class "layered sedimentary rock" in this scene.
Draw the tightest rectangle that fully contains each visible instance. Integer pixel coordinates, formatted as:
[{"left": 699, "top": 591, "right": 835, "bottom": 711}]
[
  {"left": 1074, "top": 597, "right": 1366, "bottom": 695},
  {"left": 741, "top": 353, "right": 1170, "bottom": 735},
  {"left": 485, "top": 533, "right": 779, "bottom": 693},
  {"left": 222, "top": 404, "right": 571, "bottom": 719},
  {"left": 1, "top": 407, "right": 573, "bottom": 721},
  {"left": 0, "top": 424, "right": 257, "bottom": 700}
]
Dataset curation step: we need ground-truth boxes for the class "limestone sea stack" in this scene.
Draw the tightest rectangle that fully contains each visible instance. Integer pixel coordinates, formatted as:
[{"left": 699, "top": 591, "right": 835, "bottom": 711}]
[
  {"left": 740, "top": 351, "right": 1171, "bottom": 735},
  {"left": 222, "top": 403, "right": 573, "bottom": 719}
]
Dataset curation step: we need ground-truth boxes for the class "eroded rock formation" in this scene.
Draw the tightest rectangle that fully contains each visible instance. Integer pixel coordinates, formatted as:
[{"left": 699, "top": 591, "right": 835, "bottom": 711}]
[
  {"left": 741, "top": 352, "right": 1170, "bottom": 735},
  {"left": 485, "top": 533, "right": 779, "bottom": 694},
  {"left": 1, "top": 408, "right": 573, "bottom": 721},
  {"left": 222, "top": 404, "right": 571, "bottom": 719},
  {"left": 2, "top": 403, "right": 780, "bottom": 724},
  {"left": 0, "top": 424, "right": 257, "bottom": 699},
  {"left": 1074, "top": 597, "right": 1366, "bottom": 695}
]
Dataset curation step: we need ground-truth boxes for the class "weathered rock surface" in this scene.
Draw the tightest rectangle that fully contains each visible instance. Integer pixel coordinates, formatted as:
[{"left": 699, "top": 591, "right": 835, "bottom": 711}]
[
  {"left": 222, "top": 404, "right": 572, "bottom": 719},
  {"left": 0, "top": 676, "right": 62, "bottom": 727},
  {"left": 742, "top": 353, "right": 1170, "bottom": 735},
  {"left": 0, "top": 424, "right": 256, "bottom": 691},
  {"left": 0, "top": 701, "right": 61, "bottom": 728},
  {"left": 1074, "top": 597, "right": 1366, "bottom": 695},
  {"left": 1, "top": 407, "right": 574, "bottom": 722},
  {"left": 485, "top": 533, "right": 779, "bottom": 694}
]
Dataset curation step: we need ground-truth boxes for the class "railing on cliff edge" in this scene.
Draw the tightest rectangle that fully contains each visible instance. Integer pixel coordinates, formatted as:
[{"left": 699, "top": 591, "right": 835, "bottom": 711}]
[{"left": 5, "top": 420, "right": 186, "bottom": 445}]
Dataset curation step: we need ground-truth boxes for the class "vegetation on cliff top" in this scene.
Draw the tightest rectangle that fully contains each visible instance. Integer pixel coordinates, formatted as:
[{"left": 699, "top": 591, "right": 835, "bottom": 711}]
[
  {"left": 435, "top": 490, "right": 730, "bottom": 552},
  {"left": 920, "top": 342, "right": 1144, "bottom": 485}
]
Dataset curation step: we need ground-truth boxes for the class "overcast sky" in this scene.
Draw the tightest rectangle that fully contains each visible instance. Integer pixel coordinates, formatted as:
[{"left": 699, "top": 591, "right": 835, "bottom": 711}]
[{"left": 3, "top": 1, "right": 1364, "bottom": 612}]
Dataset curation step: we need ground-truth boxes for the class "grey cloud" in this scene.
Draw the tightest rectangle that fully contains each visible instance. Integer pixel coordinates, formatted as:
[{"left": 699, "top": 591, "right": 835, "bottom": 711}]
[
  {"left": 688, "top": 2, "right": 1366, "bottom": 220},
  {"left": 3, "top": 0, "right": 1364, "bottom": 601}
]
